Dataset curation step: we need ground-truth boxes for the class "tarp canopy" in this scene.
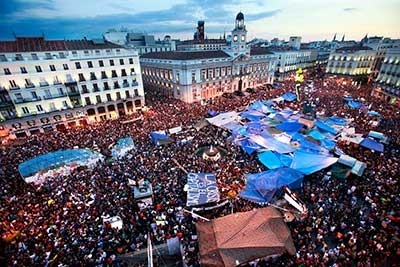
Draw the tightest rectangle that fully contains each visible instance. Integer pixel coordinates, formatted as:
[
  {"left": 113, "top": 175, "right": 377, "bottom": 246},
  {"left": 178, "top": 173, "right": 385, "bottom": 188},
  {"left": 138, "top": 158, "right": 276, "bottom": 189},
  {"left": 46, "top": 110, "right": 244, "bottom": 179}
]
[
  {"left": 207, "top": 110, "right": 219, "bottom": 117},
  {"left": 249, "top": 133, "right": 296, "bottom": 154},
  {"left": 368, "top": 131, "right": 385, "bottom": 140},
  {"left": 196, "top": 207, "right": 295, "bottom": 267},
  {"left": 111, "top": 137, "right": 135, "bottom": 159},
  {"left": 348, "top": 100, "right": 362, "bottom": 109},
  {"left": 351, "top": 160, "right": 367, "bottom": 176},
  {"left": 206, "top": 111, "right": 238, "bottom": 128},
  {"left": 249, "top": 100, "right": 275, "bottom": 114},
  {"left": 186, "top": 173, "right": 220, "bottom": 206},
  {"left": 240, "top": 110, "right": 265, "bottom": 121},
  {"left": 290, "top": 150, "right": 338, "bottom": 175},
  {"left": 308, "top": 129, "right": 326, "bottom": 141},
  {"left": 258, "top": 151, "right": 283, "bottom": 169},
  {"left": 235, "top": 138, "right": 263, "bottom": 154},
  {"left": 150, "top": 131, "right": 172, "bottom": 146},
  {"left": 315, "top": 121, "right": 339, "bottom": 135},
  {"left": 360, "top": 137, "right": 384, "bottom": 152},
  {"left": 325, "top": 116, "right": 347, "bottom": 126},
  {"left": 276, "top": 121, "right": 303, "bottom": 133},
  {"left": 239, "top": 167, "right": 304, "bottom": 203},
  {"left": 367, "top": 110, "right": 380, "bottom": 116},
  {"left": 19, "top": 149, "right": 104, "bottom": 178},
  {"left": 281, "top": 92, "right": 297, "bottom": 102}
]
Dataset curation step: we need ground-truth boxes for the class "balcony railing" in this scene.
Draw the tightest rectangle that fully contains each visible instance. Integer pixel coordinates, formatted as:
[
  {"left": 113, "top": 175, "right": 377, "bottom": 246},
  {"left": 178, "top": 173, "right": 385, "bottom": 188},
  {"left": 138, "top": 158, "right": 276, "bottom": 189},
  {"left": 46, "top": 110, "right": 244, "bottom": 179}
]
[
  {"left": 25, "top": 84, "right": 35, "bottom": 89},
  {"left": 14, "top": 97, "right": 42, "bottom": 104},
  {"left": 43, "top": 93, "right": 67, "bottom": 100},
  {"left": 40, "top": 82, "right": 49, "bottom": 87},
  {"left": 9, "top": 86, "right": 20, "bottom": 90}
]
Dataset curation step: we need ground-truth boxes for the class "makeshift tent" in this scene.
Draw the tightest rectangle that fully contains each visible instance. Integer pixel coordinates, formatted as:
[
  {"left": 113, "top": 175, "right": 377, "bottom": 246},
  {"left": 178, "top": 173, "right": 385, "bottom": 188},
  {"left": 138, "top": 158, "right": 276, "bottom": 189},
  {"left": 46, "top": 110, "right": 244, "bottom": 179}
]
[
  {"left": 111, "top": 137, "right": 135, "bottom": 159},
  {"left": 315, "top": 121, "right": 338, "bottom": 135},
  {"left": 240, "top": 110, "right": 265, "bottom": 121},
  {"left": 196, "top": 207, "right": 295, "bottom": 267},
  {"left": 290, "top": 150, "right": 338, "bottom": 175},
  {"left": 331, "top": 164, "right": 351, "bottom": 179},
  {"left": 351, "top": 160, "right": 367, "bottom": 176},
  {"left": 360, "top": 138, "right": 384, "bottom": 152},
  {"left": 276, "top": 121, "right": 303, "bottom": 133},
  {"left": 258, "top": 151, "right": 283, "bottom": 169},
  {"left": 234, "top": 138, "right": 263, "bottom": 154},
  {"left": 248, "top": 100, "right": 275, "bottom": 114},
  {"left": 308, "top": 129, "right": 325, "bottom": 141},
  {"left": 206, "top": 111, "right": 238, "bottom": 128},
  {"left": 249, "top": 133, "right": 296, "bottom": 154},
  {"left": 239, "top": 167, "right": 304, "bottom": 203},
  {"left": 19, "top": 149, "right": 104, "bottom": 179},
  {"left": 348, "top": 100, "right": 362, "bottom": 109},
  {"left": 298, "top": 117, "right": 315, "bottom": 129},
  {"left": 367, "top": 110, "right": 380, "bottom": 116},
  {"left": 281, "top": 92, "right": 297, "bottom": 102},
  {"left": 207, "top": 110, "right": 219, "bottom": 117},
  {"left": 325, "top": 116, "right": 347, "bottom": 126},
  {"left": 150, "top": 131, "right": 172, "bottom": 146},
  {"left": 368, "top": 131, "right": 385, "bottom": 140}
]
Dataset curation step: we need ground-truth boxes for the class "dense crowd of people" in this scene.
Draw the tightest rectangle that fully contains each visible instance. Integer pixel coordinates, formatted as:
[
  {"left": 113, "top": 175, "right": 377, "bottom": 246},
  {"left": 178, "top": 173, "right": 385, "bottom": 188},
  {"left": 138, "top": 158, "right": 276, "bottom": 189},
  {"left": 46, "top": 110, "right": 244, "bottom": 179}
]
[{"left": 1, "top": 71, "right": 399, "bottom": 267}]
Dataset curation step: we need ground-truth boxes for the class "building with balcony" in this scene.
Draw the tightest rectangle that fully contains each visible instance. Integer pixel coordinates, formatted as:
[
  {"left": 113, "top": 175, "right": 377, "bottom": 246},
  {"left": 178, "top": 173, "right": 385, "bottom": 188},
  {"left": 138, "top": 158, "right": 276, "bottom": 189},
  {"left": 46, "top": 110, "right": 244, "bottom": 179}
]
[
  {"left": 326, "top": 46, "right": 376, "bottom": 76},
  {"left": 140, "top": 12, "right": 277, "bottom": 103},
  {"left": 0, "top": 37, "right": 144, "bottom": 138},
  {"left": 375, "top": 48, "right": 400, "bottom": 100}
]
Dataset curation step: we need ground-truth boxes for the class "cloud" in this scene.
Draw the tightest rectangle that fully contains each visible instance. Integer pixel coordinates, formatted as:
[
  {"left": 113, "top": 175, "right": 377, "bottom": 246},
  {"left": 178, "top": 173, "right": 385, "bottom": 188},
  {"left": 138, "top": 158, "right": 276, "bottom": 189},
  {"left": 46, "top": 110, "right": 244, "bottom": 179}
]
[{"left": 343, "top": 8, "right": 357, "bottom": 12}]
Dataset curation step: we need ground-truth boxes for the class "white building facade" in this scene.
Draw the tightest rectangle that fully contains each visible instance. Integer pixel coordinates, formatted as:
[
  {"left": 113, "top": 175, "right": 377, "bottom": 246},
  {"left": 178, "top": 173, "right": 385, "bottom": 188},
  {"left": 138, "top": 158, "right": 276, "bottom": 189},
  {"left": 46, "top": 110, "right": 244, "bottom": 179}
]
[
  {"left": 375, "top": 48, "right": 400, "bottom": 99},
  {"left": 140, "top": 13, "right": 277, "bottom": 103},
  {"left": 0, "top": 37, "right": 144, "bottom": 138},
  {"left": 273, "top": 49, "right": 317, "bottom": 79},
  {"left": 326, "top": 46, "right": 376, "bottom": 76}
]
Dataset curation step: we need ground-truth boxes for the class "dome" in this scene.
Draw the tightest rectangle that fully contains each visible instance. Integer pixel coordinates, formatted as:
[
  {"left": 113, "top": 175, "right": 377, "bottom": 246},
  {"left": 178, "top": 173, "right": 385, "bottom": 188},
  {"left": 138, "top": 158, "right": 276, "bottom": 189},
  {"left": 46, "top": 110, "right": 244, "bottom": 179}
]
[{"left": 236, "top": 12, "right": 244, "bottom": 21}]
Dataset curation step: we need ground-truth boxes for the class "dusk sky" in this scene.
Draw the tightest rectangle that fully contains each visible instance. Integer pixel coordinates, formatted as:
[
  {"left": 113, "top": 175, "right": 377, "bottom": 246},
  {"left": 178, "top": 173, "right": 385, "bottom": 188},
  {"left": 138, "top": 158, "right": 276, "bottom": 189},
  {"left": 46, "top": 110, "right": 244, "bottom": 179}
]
[{"left": 0, "top": 0, "right": 399, "bottom": 42}]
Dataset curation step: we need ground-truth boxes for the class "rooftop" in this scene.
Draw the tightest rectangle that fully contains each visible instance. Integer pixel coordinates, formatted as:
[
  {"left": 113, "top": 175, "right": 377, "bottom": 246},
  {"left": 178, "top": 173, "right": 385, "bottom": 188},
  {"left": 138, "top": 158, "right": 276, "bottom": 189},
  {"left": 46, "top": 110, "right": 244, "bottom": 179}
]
[
  {"left": 0, "top": 37, "right": 123, "bottom": 53},
  {"left": 140, "top": 50, "right": 231, "bottom": 60},
  {"left": 179, "top": 39, "right": 227, "bottom": 45},
  {"left": 249, "top": 47, "right": 275, "bottom": 55},
  {"left": 335, "top": 45, "right": 373, "bottom": 53}
]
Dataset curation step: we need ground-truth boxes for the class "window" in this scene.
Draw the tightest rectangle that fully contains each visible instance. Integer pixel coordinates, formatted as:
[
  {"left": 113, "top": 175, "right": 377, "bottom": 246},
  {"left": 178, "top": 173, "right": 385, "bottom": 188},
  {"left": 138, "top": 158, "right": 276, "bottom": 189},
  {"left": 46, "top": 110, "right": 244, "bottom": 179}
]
[
  {"left": 9, "top": 80, "right": 18, "bottom": 88},
  {"left": 63, "top": 64, "right": 69, "bottom": 70},
  {"left": 45, "top": 53, "right": 52, "bottom": 59},
  {"left": 99, "top": 60, "right": 104, "bottom": 67},
  {"left": 50, "top": 65, "right": 56, "bottom": 71},
  {"left": 176, "top": 72, "right": 180, "bottom": 82},
  {"left": 16, "top": 54, "right": 23, "bottom": 61},
  {"left": 15, "top": 93, "right": 23, "bottom": 100},
  {"left": 130, "top": 68, "right": 135, "bottom": 74},
  {"left": 36, "top": 105, "right": 43, "bottom": 112},
  {"left": 25, "top": 79, "right": 34, "bottom": 88},
  {"left": 106, "top": 93, "right": 112, "bottom": 101},
  {"left": 134, "top": 89, "right": 139, "bottom": 96},
  {"left": 129, "top": 58, "right": 133, "bottom": 64},
  {"left": 84, "top": 50, "right": 89, "bottom": 55},
  {"left": 111, "top": 70, "right": 117, "bottom": 78},
  {"left": 192, "top": 72, "right": 196, "bottom": 83},
  {"left": 87, "top": 61, "right": 93, "bottom": 68},
  {"left": 75, "top": 62, "right": 81, "bottom": 69},
  {"left": 59, "top": 52, "right": 66, "bottom": 58},
  {"left": 31, "top": 53, "right": 38, "bottom": 60},
  {"left": 22, "top": 107, "right": 29, "bottom": 114},
  {"left": 96, "top": 95, "right": 101, "bottom": 103},
  {"left": 81, "top": 85, "right": 89, "bottom": 93},
  {"left": 116, "top": 92, "right": 121, "bottom": 100},
  {"left": 119, "top": 59, "right": 124, "bottom": 65},
  {"left": 0, "top": 55, "right": 6, "bottom": 61},
  {"left": 103, "top": 82, "right": 110, "bottom": 90},
  {"left": 35, "top": 66, "right": 42, "bottom": 72},
  {"left": 121, "top": 69, "right": 127, "bottom": 76},
  {"left": 85, "top": 97, "right": 91, "bottom": 105},
  {"left": 101, "top": 71, "right": 107, "bottom": 79},
  {"left": 58, "top": 87, "right": 64, "bottom": 95},
  {"left": 93, "top": 83, "right": 99, "bottom": 92},
  {"left": 49, "top": 102, "right": 56, "bottom": 111},
  {"left": 4, "top": 68, "right": 11, "bottom": 75},
  {"left": 125, "top": 90, "right": 130, "bottom": 98},
  {"left": 114, "top": 81, "right": 120, "bottom": 89},
  {"left": 109, "top": 59, "right": 114, "bottom": 66},
  {"left": 90, "top": 72, "right": 97, "bottom": 80},
  {"left": 31, "top": 91, "right": 38, "bottom": 99},
  {"left": 78, "top": 73, "right": 85, "bottom": 82},
  {"left": 19, "top": 67, "right": 27, "bottom": 74}
]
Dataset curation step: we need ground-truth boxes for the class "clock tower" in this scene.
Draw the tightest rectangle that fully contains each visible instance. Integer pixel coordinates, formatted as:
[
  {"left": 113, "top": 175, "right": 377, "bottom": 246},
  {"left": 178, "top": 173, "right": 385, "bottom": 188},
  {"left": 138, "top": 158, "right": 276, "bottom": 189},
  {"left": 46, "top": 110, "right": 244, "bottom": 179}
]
[{"left": 230, "top": 12, "right": 249, "bottom": 56}]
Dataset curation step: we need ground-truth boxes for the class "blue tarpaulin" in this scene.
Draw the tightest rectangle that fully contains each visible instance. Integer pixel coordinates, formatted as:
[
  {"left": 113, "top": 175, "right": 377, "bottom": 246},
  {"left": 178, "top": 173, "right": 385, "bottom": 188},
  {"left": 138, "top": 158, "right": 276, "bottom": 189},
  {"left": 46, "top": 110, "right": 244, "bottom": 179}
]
[
  {"left": 276, "top": 121, "right": 303, "bottom": 133},
  {"left": 343, "top": 96, "right": 353, "bottom": 101},
  {"left": 239, "top": 167, "right": 304, "bottom": 203},
  {"left": 281, "top": 92, "right": 297, "bottom": 102},
  {"left": 320, "top": 138, "right": 336, "bottom": 150},
  {"left": 315, "top": 121, "right": 339, "bottom": 135},
  {"left": 325, "top": 116, "right": 347, "bottom": 126},
  {"left": 367, "top": 110, "right": 380, "bottom": 116},
  {"left": 235, "top": 138, "right": 263, "bottom": 154},
  {"left": 258, "top": 151, "right": 283, "bottom": 169},
  {"left": 348, "top": 100, "right": 362, "bottom": 109},
  {"left": 111, "top": 137, "right": 135, "bottom": 159},
  {"left": 360, "top": 138, "right": 384, "bottom": 152},
  {"left": 249, "top": 133, "right": 296, "bottom": 154},
  {"left": 290, "top": 150, "right": 338, "bottom": 175},
  {"left": 207, "top": 110, "right": 219, "bottom": 117},
  {"left": 240, "top": 110, "right": 265, "bottom": 121},
  {"left": 308, "top": 129, "right": 325, "bottom": 140},
  {"left": 150, "top": 131, "right": 171, "bottom": 146},
  {"left": 249, "top": 101, "right": 275, "bottom": 114}
]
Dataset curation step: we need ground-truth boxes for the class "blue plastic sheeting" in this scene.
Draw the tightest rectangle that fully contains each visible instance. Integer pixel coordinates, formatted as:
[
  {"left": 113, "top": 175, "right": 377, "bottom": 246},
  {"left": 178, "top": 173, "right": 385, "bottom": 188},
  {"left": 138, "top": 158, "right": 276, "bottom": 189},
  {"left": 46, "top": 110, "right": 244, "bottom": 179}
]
[
  {"left": 150, "top": 132, "right": 170, "bottom": 145},
  {"left": 246, "top": 121, "right": 268, "bottom": 135},
  {"left": 290, "top": 150, "right": 338, "bottom": 175},
  {"left": 249, "top": 133, "right": 296, "bottom": 154},
  {"left": 367, "top": 110, "right": 380, "bottom": 116},
  {"left": 19, "top": 149, "right": 103, "bottom": 178},
  {"left": 360, "top": 137, "right": 384, "bottom": 152},
  {"left": 368, "top": 131, "right": 384, "bottom": 140},
  {"left": 249, "top": 101, "right": 275, "bottom": 114},
  {"left": 308, "top": 129, "right": 325, "bottom": 140},
  {"left": 315, "top": 121, "right": 339, "bottom": 135},
  {"left": 241, "top": 110, "right": 265, "bottom": 121},
  {"left": 239, "top": 167, "right": 304, "bottom": 203},
  {"left": 343, "top": 96, "right": 353, "bottom": 101},
  {"left": 279, "top": 153, "right": 293, "bottom": 167},
  {"left": 263, "top": 100, "right": 275, "bottom": 107},
  {"left": 234, "top": 138, "right": 263, "bottom": 154},
  {"left": 281, "top": 92, "right": 297, "bottom": 102},
  {"left": 258, "top": 151, "right": 283, "bottom": 169},
  {"left": 325, "top": 116, "right": 347, "bottom": 126},
  {"left": 276, "top": 121, "right": 303, "bottom": 133},
  {"left": 348, "top": 100, "right": 362, "bottom": 109},
  {"left": 111, "top": 137, "right": 135, "bottom": 158},
  {"left": 224, "top": 121, "right": 244, "bottom": 133},
  {"left": 207, "top": 110, "right": 219, "bottom": 117},
  {"left": 320, "top": 138, "right": 336, "bottom": 150}
]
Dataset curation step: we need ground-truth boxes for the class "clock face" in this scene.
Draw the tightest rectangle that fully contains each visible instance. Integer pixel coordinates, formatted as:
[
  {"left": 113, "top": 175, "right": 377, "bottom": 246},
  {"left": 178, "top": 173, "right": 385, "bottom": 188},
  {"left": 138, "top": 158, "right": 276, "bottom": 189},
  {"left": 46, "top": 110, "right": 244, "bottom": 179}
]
[
  {"left": 241, "top": 35, "right": 245, "bottom": 41},
  {"left": 233, "top": 35, "right": 238, "bottom": 42}
]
